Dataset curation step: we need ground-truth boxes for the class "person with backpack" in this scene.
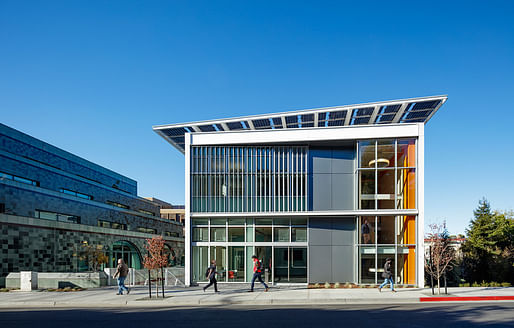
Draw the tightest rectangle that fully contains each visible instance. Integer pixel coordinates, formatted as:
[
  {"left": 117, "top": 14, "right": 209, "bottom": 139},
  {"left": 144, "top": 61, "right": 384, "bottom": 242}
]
[
  {"left": 248, "top": 255, "right": 269, "bottom": 292},
  {"left": 378, "top": 258, "right": 396, "bottom": 292},
  {"left": 203, "top": 259, "right": 219, "bottom": 293}
]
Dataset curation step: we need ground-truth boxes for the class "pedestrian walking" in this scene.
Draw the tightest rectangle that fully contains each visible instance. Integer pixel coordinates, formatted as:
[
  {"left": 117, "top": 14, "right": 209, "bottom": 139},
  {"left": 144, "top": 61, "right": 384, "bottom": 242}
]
[
  {"left": 378, "top": 258, "right": 396, "bottom": 292},
  {"left": 203, "top": 260, "right": 219, "bottom": 293},
  {"left": 113, "top": 258, "right": 130, "bottom": 295},
  {"left": 248, "top": 255, "right": 269, "bottom": 292}
]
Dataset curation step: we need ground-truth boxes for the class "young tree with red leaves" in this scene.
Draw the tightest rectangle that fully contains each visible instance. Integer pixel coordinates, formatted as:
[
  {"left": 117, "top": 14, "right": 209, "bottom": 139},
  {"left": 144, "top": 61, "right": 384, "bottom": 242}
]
[{"left": 143, "top": 236, "right": 169, "bottom": 298}]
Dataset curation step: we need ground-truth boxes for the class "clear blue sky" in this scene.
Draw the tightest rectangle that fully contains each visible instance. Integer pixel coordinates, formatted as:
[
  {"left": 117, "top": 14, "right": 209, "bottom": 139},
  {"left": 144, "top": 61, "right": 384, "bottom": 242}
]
[{"left": 1, "top": 1, "right": 513, "bottom": 235}]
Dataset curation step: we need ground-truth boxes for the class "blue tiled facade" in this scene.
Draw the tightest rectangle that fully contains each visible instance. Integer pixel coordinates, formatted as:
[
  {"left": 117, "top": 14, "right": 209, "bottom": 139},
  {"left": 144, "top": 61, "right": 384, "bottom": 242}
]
[{"left": 0, "top": 123, "right": 184, "bottom": 286}]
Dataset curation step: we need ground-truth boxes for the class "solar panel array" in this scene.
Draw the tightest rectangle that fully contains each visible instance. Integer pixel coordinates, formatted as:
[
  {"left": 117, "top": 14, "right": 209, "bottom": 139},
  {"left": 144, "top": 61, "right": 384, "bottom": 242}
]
[{"left": 154, "top": 96, "right": 446, "bottom": 153}]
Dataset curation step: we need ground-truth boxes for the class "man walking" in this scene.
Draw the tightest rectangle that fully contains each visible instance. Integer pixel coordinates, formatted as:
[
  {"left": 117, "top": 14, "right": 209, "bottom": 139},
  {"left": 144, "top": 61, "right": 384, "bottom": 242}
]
[
  {"left": 248, "top": 255, "right": 269, "bottom": 292},
  {"left": 203, "top": 259, "right": 219, "bottom": 293},
  {"left": 378, "top": 258, "right": 396, "bottom": 292},
  {"left": 113, "top": 258, "right": 130, "bottom": 295}
]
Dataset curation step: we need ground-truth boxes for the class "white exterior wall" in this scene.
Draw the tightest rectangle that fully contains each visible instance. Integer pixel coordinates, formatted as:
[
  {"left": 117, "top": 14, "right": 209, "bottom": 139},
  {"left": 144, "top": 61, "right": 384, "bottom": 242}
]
[{"left": 185, "top": 123, "right": 425, "bottom": 286}]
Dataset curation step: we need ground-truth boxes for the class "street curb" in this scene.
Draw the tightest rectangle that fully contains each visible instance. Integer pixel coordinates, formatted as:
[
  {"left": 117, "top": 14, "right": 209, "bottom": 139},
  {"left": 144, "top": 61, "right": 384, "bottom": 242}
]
[{"left": 420, "top": 296, "right": 514, "bottom": 302}]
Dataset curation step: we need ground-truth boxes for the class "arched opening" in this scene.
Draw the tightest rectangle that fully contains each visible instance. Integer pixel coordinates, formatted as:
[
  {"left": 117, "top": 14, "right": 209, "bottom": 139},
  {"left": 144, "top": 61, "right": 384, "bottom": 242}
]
[{"left": 110, "top": 241, "right": 142, "bottom": 269}]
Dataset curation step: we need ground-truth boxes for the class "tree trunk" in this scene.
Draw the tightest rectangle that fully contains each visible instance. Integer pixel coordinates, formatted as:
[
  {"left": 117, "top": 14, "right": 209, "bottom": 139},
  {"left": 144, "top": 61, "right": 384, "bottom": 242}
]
[{"left": 437, "top": 278, "right": 441, "bottom": 295}]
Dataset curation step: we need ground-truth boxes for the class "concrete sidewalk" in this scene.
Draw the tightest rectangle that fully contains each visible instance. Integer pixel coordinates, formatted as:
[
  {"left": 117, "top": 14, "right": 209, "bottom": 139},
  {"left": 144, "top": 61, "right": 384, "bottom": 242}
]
[{"left": 0, "top": 286, "right": 513, "bottom": 308}]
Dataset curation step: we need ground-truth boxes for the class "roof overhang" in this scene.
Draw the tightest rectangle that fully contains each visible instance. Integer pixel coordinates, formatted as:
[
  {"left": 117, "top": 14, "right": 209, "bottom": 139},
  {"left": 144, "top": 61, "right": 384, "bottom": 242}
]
[{"left": 153, "top": 95, "right": 447, "bottom": 154}]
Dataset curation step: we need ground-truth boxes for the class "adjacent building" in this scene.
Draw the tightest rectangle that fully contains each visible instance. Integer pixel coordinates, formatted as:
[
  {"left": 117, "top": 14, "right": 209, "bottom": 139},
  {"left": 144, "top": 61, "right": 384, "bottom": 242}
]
[
  {"left": 154, "top": 95, "right": 446, "bottom": 287},
  {"left": 0, "top": 123, "right": 184, "bottom": 287}
]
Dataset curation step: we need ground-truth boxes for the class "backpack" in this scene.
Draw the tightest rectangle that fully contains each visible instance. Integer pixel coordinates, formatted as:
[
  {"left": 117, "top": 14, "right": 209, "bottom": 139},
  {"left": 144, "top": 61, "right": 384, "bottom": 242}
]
[{"left": 257, "top": 260, "right": 264, "bottom": 273}]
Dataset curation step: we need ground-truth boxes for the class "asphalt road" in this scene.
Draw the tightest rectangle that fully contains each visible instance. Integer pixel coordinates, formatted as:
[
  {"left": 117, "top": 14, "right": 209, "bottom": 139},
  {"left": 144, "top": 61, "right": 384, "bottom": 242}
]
[{"left": 1, "top": 303, "right": 513, "bottom": 328}]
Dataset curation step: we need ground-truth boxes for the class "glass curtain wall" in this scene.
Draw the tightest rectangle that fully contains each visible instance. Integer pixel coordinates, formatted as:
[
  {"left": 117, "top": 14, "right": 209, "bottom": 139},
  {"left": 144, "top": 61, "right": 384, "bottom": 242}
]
[
  {"left": 357, "top": 139, "right": 416, "bottom": 210},
  {"left": 191, "top": 146, "right": 308, "bottom": 213},
  {"left": 191, "top": 217, "right": 307, "bottom": 283},
  {"left": 358, "top": 216, "right": 417, "bottom": 285}
]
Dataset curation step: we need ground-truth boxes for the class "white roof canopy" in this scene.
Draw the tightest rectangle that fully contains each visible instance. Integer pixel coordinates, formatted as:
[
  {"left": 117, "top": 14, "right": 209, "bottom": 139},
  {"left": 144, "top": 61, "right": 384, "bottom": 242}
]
[{"left": 153, "top": 95, "right": 447, "bottom": 153}]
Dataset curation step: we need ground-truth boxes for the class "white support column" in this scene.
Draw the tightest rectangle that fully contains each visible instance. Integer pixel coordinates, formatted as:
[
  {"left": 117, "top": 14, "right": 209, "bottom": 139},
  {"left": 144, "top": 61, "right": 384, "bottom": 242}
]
[
  {"left": 417, "top": 123, "right": 425, "bottom": 287},
  {"left": 184, "top": 133, "right": 192, "bottom": 287}
]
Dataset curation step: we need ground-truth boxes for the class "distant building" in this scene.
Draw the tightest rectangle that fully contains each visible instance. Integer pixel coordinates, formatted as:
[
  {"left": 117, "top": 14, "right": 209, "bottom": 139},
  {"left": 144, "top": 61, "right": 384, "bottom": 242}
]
[
  {"left": 0, "top": 123, "right": 184, "bottom": 287},
  {"left": 144, "top": 197, "right": 185, "bottom": 225}
]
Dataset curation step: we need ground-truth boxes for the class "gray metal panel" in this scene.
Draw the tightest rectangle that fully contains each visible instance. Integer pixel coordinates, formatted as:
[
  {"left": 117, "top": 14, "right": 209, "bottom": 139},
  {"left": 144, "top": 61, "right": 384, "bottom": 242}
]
[
  {"left": 331, "top": 174, "right": 354, "bottom": 210},
  {"left": 309, "top": 246, "right": 332, "bottom": 283},
  {"left": 331, "top": 246, "right": 355, "bottom": 282},
  {"left": 312, "top": 174, "right": 331, "bottom": 211},
  {"left": 331, "top": 217, "right": 356, "bottom": 246},
  {"left": 308, "top": 218, "right": 332, "bottom": 246},
  {"left": 331, "top": 148, "right": 355, "bottom": 174},
  {"left": 310, "top": 149, "right": 332, "bottom": 174}
]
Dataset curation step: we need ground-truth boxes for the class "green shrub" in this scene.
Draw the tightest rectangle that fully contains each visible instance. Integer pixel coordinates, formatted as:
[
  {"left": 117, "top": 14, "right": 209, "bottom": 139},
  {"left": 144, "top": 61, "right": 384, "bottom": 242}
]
[{"left": 501, "top": 282, "right": 511, "bottom": 287}]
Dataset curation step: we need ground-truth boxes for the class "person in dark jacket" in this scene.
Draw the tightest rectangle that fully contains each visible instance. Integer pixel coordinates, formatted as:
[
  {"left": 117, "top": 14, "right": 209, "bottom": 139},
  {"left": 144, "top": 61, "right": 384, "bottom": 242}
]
[
  {"left": 378, "top": 258, "right": 396, "bottom": 292},
  {"left": 113, "top": 258, "right": 130, "bottom": 295},
  {"left": 248, "top": 255, "right": 269, "bottom": 292},
  {"left": 203, "top": 260, "right": 219, "bottom": 293}
]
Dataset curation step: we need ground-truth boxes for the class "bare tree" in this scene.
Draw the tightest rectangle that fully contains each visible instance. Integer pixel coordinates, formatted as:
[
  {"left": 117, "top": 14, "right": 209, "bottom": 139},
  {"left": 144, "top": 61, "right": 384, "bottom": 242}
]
[{"left": 425, "top": 223, "right": 456, "bottom": 294}]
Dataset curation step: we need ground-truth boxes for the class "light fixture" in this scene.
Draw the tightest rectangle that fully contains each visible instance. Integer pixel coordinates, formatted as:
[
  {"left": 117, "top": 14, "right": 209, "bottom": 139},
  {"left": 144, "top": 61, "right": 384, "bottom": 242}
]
[{"left": 369, "top": 158, "right": 390, "bottom": 168}]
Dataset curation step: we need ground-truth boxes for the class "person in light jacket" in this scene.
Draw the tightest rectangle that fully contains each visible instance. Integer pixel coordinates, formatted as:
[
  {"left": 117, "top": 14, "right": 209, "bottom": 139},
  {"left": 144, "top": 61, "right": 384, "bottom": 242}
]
[{"left": 113, "top": 258, "right": 130, "bottom": 295}]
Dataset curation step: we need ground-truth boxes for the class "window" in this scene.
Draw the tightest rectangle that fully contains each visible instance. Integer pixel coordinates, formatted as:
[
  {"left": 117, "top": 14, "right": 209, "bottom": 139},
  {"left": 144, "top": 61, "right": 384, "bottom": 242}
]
[
  {"left": 98, "top": 220, "right": 111, "bottom": 228},
  {"left": 358, "top": 139, "right": 416, "bottom": 210},
  {"left": 106, "top": 200, "right": 130, "bottom": 209},
  {"left": 165, "top": 231, "right": 180, "bottom": 237},
  {"left": 137, "top": 227, "right": 156, "bottom": 234},
  {"left": 35, "top": 210, "right": 80, "bottom": 224},
  {"left": 0, "top": 171, "right": 39, "bottom": 187},
  {"left": 193, "top": 227, "right": 208, "bottom": 241},
  {"left": 59, "top": 188, "right": 93, "bottom": 200},
  {"left": 111, "top": 222, "right": 127, "bottom": 230},
  {"left": 137, "top": 209, "right": 155, "bottom": 216},
  {"left": 0, "top": 203, "right": 5, "bottom": 213}
]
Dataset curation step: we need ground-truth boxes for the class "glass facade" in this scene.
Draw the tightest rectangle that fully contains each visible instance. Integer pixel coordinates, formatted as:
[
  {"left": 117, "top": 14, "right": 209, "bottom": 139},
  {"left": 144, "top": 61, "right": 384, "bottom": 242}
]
[
  {"left": 189, "top": 138, "right": 419, "bottom": 286},
  {"left": 191, "top": 217, "right": 307, "bottom": 283},
  {"left": 358, "top": 139, "right": 416, "bottom": 210},
  {"left": 358, "top": 215, "right": 417, "bottom": 285},
  {"left": 191, "top": 146, "right": 308, "bottom": 212}
]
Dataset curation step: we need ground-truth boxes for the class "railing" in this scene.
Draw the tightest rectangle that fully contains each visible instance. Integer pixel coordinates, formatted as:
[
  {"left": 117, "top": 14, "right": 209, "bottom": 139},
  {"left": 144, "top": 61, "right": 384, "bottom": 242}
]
[{"left": 105, "top": 267, "right": 184, "bottom": 287}]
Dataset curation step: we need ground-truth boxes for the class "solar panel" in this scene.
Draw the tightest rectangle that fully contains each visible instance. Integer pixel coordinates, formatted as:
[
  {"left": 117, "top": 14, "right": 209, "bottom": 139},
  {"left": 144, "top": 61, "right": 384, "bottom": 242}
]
[
  {"left": 285, "top": 115, "right": 299, "bottom": 128},
  {"left": 329, "top": 111, "right": 346, "bottom": 120},
  {"left": 382, "top": 104, "right": 401, "bottom": 114},
  {"left": 411, "top": 100, "right": 440, "bottom": 111},
  {"left": 170, "top": 136, "right": 185, "bottom": 144},
  {"left": 154, "top": 96, "right": 447, "bottom": 153},
  {"left": 351, "top": 117, "right": 370, "bottom": 125},
  {"left": 198, "top": 124, "right": 216, "bottom": 132},
  {"left": 252, "top": 119, "right": 272, "bottom": 129},
  {"left": 163, "top": 127, "right": 187, "bottom": 137},
  {"left": 402, "top": 110, "right": 433, "bottom": 120},
  {"left": 352, "top": 107, "right": 374, "bottom": 117},
  {"left": 226, "top": 121, "right": 244, "bottom": 130},
  {"left": 272, "top": 117, "right": 283, "bottom": 129},
  {"left": 376, "top": 114, "right": 395, "bottom": 123},
  {"left": 300, "top": 114, "right": 314, "bottom": 127},
  {"left": 317, "top": 112, "right": 327, "bottom": 127}
]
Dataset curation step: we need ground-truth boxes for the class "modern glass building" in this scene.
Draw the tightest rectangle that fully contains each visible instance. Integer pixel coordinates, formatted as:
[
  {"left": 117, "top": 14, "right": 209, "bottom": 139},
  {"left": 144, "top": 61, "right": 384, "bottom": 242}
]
[{"left": 154, "top": 95, "right": 447, "bottom": 287}]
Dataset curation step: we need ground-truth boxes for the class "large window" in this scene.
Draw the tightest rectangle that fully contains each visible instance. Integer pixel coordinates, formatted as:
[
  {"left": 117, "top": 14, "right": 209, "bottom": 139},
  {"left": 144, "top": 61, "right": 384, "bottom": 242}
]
[
  {"left": 191, "top": 218, "right": 308, "bottom": 283},
  {"left": 191, "top": 146, "right": 308, "bottom": 213},
  {"left": 358, "top": 139, "right": 416, "bottom": 210},
  {"left": 358, "top": 215, "right": 417, "bottom": 285}
]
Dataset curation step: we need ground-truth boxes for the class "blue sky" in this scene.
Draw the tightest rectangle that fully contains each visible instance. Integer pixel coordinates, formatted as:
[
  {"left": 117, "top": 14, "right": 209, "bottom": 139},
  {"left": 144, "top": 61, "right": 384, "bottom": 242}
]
[{"left": 1, "top": 1, "right": 513, "bottom": 235}]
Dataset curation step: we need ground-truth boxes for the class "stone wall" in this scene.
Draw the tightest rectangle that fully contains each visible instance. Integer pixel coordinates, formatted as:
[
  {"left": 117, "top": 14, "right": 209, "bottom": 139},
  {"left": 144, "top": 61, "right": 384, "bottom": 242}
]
[{"left": 0, "top": 213, "right": 184, "bottom": 287}]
